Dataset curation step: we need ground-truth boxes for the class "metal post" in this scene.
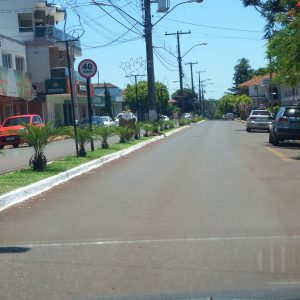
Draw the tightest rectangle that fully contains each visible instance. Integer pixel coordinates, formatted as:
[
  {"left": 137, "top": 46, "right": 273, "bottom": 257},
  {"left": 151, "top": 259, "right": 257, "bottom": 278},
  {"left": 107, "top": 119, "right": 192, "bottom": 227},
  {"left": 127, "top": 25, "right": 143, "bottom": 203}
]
[
  {"left": 197, "top": 71, "right": 202, "bottom": 115},
  {"left": 86, "top": 77, "right": 94, "bottom": 152},
  {"left": 66, "top": 41, "right": 79, "bottom": 157},
  {"left": 144, "top": 0, "right": 157, "bottom": 120}
]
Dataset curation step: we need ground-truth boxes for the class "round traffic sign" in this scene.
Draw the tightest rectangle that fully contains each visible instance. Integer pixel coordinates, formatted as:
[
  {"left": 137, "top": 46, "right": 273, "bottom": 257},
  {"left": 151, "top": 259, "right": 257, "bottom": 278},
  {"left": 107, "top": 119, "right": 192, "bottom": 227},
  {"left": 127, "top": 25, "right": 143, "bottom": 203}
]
[{"left": 78, "top": 59, "right": 98, "bottom": 78}]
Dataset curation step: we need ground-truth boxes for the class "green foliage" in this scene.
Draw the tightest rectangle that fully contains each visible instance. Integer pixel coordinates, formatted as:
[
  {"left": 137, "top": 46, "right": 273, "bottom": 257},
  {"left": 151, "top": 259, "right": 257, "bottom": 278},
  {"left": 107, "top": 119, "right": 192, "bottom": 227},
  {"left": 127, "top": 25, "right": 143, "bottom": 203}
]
[
  {"left": 93, "top": 125, "right": 116, "bottom": 149},
  {"left": 134, "top": 121, "right": 142, "bottom": 140},
  {"left": 140, "top": 122, "right": 153, "bottom": 137},
  {"left": 267, "top": 104, "right": 280, "bottom": 115},
  {"left": 171, "top": 88, "right": 197, "bottom": 113},
  {"left": 231, "top": 58, "right": 254, "bottom": 94},
  {"left": 217, "top": 94, "right": 252, "bottom": 120},
  {"left": 19, "top": 123, "right": 62, "bottom": 171},
  {"left": 179, "top": 119, "right": 189, "bottom": 126},
  {"left": 104, "top": 83, "right": 113, "bottom": 118},
  {"left": 116, "top": 126, "right": 134, "bottom": 143},
  {"left": 124, "top": 81, "right": 169, "bottom": 120},
  {"left": 68, "top": 126, "right": 92, "bottom": 157}
]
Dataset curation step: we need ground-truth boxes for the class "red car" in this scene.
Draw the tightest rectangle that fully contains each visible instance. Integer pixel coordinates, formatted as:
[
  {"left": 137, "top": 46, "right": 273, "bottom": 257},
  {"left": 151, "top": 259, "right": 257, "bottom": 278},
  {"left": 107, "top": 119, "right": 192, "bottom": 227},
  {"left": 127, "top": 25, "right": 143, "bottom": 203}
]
[{"left": 0, "top": 114, "right": 43, "bottom": 149}]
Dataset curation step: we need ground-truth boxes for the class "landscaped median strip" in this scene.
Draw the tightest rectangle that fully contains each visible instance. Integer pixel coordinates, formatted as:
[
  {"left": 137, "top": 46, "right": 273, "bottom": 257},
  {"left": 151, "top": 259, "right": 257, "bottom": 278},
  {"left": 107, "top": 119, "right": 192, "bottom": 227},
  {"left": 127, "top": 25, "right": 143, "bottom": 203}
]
[{"left": 0, "top": 123, "right": 198, "bottom": 212}]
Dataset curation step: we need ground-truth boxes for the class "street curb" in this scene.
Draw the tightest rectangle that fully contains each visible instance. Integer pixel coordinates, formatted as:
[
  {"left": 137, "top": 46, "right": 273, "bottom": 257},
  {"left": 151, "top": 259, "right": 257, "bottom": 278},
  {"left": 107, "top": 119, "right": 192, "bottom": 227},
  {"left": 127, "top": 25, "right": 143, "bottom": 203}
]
[{"left": 0, "top": 124, "right": 192, "bottom": 212}]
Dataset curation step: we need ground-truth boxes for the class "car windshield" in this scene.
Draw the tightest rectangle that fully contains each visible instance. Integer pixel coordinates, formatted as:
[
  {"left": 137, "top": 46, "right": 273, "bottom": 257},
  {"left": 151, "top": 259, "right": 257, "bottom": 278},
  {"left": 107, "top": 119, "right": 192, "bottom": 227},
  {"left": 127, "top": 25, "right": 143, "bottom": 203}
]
[
  {"left": 251, "top": 110, "right": 271, "bottom": 116},
  {"left": 80, "top": 117, "right": 102, "bottom": 124},
  {"left": 284, "top": 108, "right": 300, "bottom": 117},
  {"left": 3, "top": 116, "right": 30, "bottom": 127}
]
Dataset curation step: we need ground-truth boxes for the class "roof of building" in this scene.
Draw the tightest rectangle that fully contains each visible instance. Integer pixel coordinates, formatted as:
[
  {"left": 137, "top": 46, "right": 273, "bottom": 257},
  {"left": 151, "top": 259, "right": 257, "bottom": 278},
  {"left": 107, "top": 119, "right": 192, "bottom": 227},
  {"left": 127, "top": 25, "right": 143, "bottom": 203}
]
[
  {"left": 93, "top": 83, "right": 118, "bottom": 88},
  {"left": 238, "top": 75, "right": 270, "bottom": 88}
]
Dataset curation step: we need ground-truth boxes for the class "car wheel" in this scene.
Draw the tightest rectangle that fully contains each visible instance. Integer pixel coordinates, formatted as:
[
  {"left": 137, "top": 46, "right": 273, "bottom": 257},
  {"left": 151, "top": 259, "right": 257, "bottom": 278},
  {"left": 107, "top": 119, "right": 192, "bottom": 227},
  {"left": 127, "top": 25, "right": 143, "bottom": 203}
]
[
  {"left": 273, "top": 133, "right": 279, "bottom": 146},
  {"left": 269, "top": 132, "right": 273, "bottom": 144},
  {"left": 246, "top": 127, "right": 251, "bottom": 132},
  {"left": 13, "top": 144, "right": 19, "bottom": 148},
  {"left": 0, "top": 145, "right": 4, "bottom": 150}
]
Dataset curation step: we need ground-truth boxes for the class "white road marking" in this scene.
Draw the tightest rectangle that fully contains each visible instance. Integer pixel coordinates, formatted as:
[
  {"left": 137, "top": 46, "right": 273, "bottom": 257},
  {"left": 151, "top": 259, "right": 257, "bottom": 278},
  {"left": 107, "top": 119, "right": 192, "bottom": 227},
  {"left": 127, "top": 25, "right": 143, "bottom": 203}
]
[
  {"left": 3, "top": 235, "right": 300, "bottom": 249},
  {"left": 269, "top": 281, "right": 300, "bottom": 285}
]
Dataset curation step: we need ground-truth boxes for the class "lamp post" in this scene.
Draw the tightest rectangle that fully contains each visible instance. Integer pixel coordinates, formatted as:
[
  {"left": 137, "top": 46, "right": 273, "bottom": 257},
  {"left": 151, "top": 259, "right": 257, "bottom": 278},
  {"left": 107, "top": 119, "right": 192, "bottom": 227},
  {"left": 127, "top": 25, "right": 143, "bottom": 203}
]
[{"left": 92, "top": 0, "right": 204, "bottom": 120}]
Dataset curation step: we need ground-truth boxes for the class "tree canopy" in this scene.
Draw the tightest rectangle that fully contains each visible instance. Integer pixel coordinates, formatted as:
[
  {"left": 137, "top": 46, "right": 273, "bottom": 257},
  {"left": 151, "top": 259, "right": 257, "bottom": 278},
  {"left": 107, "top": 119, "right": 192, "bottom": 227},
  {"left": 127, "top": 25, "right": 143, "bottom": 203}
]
[
  {"left": 171, "top": 88, "right": 198, "bottom": 113},
  {"left": 124, "top": 81, "right": 169, "bottom": 118}
]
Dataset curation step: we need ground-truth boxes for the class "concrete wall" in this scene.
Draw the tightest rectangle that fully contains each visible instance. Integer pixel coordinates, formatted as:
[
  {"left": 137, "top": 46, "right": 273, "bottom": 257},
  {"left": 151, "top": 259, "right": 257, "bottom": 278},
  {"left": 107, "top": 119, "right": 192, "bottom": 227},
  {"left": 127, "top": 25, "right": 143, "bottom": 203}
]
[
  {"left": 0, "top": 0, "right": 37, "bottom": 42},
  {"left": 26, "top": 44, "right": 50, "bottom": 84},
  {"left": 0, "top": 35, "right": 27, "bottom": 71}
]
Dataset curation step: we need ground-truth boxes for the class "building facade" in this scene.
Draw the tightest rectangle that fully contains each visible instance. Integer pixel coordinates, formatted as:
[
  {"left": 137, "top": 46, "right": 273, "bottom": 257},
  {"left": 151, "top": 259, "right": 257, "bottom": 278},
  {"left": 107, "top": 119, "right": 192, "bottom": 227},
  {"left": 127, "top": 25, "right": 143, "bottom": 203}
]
[
  {"left": 0, "top": 34, "right": 33, "bottom": 123},
  {"left": 93, "top": 83, "right": 123, "bottom": 117},
  {"left": 0, "top": 0, "right": 87, "bottom": 125}
]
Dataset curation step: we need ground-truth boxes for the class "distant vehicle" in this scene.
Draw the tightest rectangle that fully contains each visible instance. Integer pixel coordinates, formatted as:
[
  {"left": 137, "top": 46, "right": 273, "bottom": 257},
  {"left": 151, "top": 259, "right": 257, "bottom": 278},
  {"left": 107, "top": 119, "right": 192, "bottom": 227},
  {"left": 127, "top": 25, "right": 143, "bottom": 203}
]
[
  {"left": 78, "top": 116, "right": 104, "bottom": 128},
  {"left": 0, "top": 114, "right": 43, "bottom": 149},
  {"left": 160, "top": 115, "right": 170, "bottom": 121},
  {"left": 225, "top": 113, "right": 234, "bottom": 120},
  {"left": 99, "top": 116, "right": 115, "bottom": 127},
  {"left": 246, "top": 110, "right": 273, "bottom": 132},
  {"left": 115, "top": 112, "right": 137, "bottom": 125},
  {"left": 269, "top": 105, "right": 300, "bottom": 145},
  {"left": 183, "top": 113, "right": 192, "bottom": 121}
]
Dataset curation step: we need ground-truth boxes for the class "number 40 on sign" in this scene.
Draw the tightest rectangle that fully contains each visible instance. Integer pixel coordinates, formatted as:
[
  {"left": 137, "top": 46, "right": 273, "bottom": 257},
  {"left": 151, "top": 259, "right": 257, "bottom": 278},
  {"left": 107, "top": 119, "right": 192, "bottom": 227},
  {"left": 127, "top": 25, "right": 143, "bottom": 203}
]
[{"left": 78, "top": 59, "right": 97, "bottom": 79}]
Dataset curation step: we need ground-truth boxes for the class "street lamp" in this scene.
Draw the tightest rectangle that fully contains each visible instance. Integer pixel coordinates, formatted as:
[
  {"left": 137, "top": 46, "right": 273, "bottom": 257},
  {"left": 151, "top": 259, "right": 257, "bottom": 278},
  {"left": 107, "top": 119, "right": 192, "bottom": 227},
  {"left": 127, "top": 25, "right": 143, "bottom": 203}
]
[{"left": 91, "top": 0, "right": 204, "bottom": 120}]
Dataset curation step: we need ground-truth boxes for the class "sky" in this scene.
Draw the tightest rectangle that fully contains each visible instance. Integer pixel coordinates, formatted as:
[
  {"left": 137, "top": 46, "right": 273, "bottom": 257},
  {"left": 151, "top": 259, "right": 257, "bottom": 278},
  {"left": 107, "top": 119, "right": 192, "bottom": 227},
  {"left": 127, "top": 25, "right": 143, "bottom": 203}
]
[{"left": 57, "top": 0, "right": 268, "bottom": 100}]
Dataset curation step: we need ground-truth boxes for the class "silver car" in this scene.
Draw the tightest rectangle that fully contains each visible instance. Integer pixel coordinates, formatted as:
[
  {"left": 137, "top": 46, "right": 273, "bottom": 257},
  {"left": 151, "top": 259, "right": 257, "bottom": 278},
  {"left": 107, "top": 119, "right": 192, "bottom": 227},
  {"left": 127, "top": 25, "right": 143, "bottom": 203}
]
[{"left": 246, "top": 110, "right": 274, "bottom": 132}]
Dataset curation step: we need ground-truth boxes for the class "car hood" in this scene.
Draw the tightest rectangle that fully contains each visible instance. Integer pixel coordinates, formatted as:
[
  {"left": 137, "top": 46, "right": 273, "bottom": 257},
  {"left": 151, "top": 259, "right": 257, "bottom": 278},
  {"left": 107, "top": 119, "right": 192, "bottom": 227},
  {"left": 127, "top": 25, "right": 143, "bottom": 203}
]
[{"left": 0, "top": 125, "right": 24, "bottom": 135}]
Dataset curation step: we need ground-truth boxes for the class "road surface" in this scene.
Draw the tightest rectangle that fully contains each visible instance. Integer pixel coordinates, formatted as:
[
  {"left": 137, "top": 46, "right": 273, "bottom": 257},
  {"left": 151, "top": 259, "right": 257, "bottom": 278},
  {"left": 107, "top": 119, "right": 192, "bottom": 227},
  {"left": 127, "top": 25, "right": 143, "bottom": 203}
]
[{"left": 0, "top": 121, "right": 300, "bottom": 299}]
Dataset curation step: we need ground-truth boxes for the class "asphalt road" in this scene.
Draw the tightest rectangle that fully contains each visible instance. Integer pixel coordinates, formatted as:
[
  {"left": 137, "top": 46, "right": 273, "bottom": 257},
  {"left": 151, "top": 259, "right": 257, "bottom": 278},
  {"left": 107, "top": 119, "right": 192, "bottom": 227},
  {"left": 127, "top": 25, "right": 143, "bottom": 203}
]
[
  {"left": 1, "top": 121, "right": 300, "bottom": 299},
  {"left": 0, "top": 135, "right": 120, "bottom": 174}
]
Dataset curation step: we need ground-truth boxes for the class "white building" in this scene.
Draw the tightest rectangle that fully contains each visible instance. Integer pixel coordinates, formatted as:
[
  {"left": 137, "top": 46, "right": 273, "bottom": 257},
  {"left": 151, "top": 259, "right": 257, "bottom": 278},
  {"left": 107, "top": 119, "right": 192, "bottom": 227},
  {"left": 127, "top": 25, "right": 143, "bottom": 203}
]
[
  {"left": 0, "top": 0, "right": 84, "bottom": 125},
  {"left": 0, "top": 34, "right": 33, "bottom": 123}
]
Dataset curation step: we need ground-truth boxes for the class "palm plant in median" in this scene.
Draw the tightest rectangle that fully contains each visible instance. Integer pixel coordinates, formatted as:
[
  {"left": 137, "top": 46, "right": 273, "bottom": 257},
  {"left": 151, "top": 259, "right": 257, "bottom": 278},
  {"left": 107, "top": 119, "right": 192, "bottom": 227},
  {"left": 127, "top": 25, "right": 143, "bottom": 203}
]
[
  {"left": 68, "top": 126, "right": 92, "bottom": 157},
  {"left": 140, "top": 123, "right": 153, "bottom": 137},
  {"left": 93, "top": 125, "right": 116, "bottom": 149},
  {"left": 19, "top": 123, "right": 62, "bottom": 171},
  {"left": 116, "top": 126, "right": 134, "bottom": 143}
]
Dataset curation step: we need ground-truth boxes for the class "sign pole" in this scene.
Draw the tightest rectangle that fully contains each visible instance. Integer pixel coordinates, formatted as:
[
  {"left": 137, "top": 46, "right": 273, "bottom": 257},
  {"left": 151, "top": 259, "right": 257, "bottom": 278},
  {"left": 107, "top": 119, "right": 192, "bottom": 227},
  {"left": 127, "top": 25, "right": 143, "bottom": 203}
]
[
  {"left": 87, "top": 77, "right": 94, "bottom": 152},
  {"left": 78, "top": 59, "right": 98, "bottom": 153}
]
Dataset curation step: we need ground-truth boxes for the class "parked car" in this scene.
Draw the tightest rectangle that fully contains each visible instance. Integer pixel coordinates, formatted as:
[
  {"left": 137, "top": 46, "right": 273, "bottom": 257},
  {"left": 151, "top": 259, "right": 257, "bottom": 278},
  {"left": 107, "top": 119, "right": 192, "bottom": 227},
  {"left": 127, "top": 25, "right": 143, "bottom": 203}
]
[
  {"left": 160, "top": 115, "right": 170, "bottom": 121},
  {"left": 269, "top": 105, "right": 300, "bottom": 145},
  {"left": 183, "top": 113, "right": 192, "bottom": 121},
  {"left": 78, "top": 116, "right": 104, "bottom": 127},
  {"left": 115, "top": 112, "right": 137, "bottom": 125},
  {"left": 0, "top": 114, "right": 43, "bottom": 149},
  {"left": 99, "top": 116, "right": 115, "bottom": 127},
  {"left": 246, "top": 109, "right": 274, "bottom": 132}
]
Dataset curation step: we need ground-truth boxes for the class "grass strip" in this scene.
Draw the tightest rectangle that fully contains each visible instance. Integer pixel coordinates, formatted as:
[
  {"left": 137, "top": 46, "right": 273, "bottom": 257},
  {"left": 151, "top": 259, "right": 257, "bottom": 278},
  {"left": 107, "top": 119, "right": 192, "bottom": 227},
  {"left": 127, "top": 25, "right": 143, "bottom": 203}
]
[
  {"left": 0, "top": 137, "right": 155, "bottom": 195},
  {"left": 0, "top": 125, "right": 187, "bottom": 195}
]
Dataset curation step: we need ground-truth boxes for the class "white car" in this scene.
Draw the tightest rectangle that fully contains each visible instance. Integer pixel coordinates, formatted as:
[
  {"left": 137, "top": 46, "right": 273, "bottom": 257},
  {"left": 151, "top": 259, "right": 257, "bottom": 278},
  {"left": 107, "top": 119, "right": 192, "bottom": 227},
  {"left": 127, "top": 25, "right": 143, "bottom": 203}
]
[
  {"left": 99, "top": 116, "right": 115, "bottom": 127},
  {"left": 160, "top": 115, "right": 170, "bottom": 121},
  {"left": 115, "top": 112, "right": 137, "bottom": 125}
]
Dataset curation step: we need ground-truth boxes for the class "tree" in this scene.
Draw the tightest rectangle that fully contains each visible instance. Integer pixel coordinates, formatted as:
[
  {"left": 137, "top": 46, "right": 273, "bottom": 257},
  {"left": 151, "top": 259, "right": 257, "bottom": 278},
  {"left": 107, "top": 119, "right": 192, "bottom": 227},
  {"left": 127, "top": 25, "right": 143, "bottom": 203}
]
[
  {"left": 104, "top": 83, "right": 113, "bottom": 118},
  {"left": 216, "top": 94, "right": 252, "bottom": 119},
  {"left": 124, "top": 81, "right": 169, "bottom": 120},
  {"left": 171, "top": 88, "right": 197, "bottom": 113},
  {"left": 231, "top": 58, "right": 254, "bottom": 94},
  {"left": 267, "top": 1, "right": 300, "bottom": 86},
  {"left": 241, "top": 0, "right": 289, "bottom": 38}
]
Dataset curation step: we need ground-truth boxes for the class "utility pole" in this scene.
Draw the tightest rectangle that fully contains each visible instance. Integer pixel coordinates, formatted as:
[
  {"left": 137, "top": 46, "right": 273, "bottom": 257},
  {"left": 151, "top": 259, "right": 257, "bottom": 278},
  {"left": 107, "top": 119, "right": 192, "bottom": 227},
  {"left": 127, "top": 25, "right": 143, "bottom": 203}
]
[
  {"left": 185, "top": 62, "right": 197, "bottom": 94},
  {"left": 165, "top": 31, "right": 191, "bottom": 93},
  {"left": 65, "top": 40, "right": 79, "bottom": 157},
  {"left": 196, "top": 71, "right": 202, "bottom": 115},
  {"left": 144, "top": 0, "right": 157, "bottom": 120},
  {"left": 185, "top": 62, "right": 197, "bottom": 114},
  {"left": 126, "top": 74, "right": 145, "bottom": 120}
]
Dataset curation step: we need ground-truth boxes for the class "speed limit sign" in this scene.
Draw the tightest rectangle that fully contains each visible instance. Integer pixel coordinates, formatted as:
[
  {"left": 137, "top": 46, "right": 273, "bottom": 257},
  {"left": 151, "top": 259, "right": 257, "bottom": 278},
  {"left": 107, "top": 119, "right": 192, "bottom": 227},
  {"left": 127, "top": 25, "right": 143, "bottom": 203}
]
[{"left": 78, "top": 59, "right": 97, "bottom": 78}]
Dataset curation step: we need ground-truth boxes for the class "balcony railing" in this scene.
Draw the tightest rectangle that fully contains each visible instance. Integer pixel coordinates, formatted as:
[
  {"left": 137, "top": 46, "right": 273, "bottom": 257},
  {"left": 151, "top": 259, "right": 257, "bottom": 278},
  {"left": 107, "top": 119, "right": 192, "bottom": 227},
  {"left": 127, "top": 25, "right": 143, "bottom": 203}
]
[{"left": 35, "top": 26, "right": 81, "bottom": 49}]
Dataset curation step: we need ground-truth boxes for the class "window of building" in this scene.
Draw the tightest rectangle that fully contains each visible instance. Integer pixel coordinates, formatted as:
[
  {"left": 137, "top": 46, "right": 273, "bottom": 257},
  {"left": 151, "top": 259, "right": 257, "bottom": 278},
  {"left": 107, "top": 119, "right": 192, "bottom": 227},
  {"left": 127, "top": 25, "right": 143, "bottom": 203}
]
[
  {"left": 15, "top": 57, "right": 25, "bottom": 72},
  {"left": 18, "top": 13, "right": 33, "bottom": 32},
  {"left": 2, "top": 54, "right": 12, "bottom": 69}
]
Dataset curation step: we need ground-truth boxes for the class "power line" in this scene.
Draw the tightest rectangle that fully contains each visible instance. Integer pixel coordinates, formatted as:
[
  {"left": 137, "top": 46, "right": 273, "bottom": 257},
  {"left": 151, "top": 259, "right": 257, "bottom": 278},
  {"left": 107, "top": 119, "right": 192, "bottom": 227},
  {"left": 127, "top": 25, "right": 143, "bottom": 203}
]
[{"left": 162, "top": 18, "right": 264, "bottom": 33}]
